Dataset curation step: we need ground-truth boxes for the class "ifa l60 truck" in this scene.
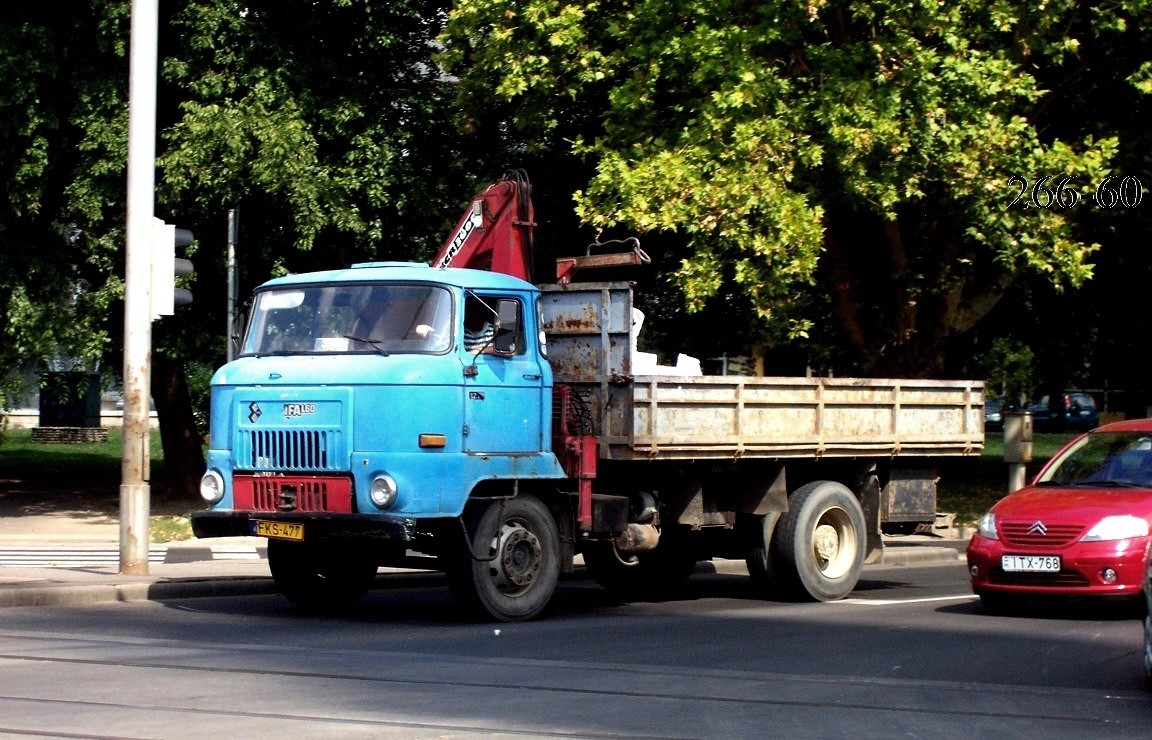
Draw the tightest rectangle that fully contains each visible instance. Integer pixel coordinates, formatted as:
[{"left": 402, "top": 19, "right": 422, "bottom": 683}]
[{"left": 191, "top": 174, "right": 984, "bottom": 621}]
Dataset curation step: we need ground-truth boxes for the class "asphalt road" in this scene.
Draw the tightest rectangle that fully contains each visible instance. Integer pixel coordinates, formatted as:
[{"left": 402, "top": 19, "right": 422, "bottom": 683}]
[{"left": 0, "top": 561, "right": 1146, "bottom": 738}]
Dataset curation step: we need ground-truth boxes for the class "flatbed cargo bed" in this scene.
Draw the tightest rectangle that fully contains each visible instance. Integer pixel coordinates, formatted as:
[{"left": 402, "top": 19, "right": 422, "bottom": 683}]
[{"left": 541, "top": 283, "right": 984, "bottom": 461}]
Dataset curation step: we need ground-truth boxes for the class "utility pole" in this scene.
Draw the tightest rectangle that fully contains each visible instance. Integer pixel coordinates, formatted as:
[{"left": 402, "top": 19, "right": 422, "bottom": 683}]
[
  {"left": 121, "top": 0, "right": 159, "bottom": 574},
  {"left": 226, "top": 208, "right": 240, "bottom": 361}
]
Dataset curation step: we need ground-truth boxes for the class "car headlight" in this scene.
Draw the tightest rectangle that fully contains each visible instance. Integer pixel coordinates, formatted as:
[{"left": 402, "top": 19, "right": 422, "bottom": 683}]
[
  {"left": 369, "top": 474, "right": 398, "bottom": 509},
  {"left": 977, "top": 511, "right": 998, "bottom": 540},
  {"left": 1081, "top": 515, "right": 1150, "bottom": 542},
  {"left": 199, "top": 470, "right": 225, "bottom": 504}
]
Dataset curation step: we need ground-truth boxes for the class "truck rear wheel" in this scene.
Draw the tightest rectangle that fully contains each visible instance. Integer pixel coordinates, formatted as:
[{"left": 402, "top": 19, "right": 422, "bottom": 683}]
[
  {"left": 741, "top": 512, "right": 782, "bottom": 593},
  {"left": 448, "top": 495, "right": 560, "bottom": 622},
  {"left": 267, "top": 539, "right": 378, "bottom": 611},
  {"left": 772, "top": 481, "right": 865, "bottom": 601}
]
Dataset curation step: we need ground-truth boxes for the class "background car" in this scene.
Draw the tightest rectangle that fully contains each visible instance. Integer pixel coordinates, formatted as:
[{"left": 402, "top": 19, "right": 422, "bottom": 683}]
[
  {"left": 984, "top": 398, "right": 1004, "bottom": 432},
  {"left": 1027, "top": 391, "right": 1100, "bottom": 433},
  {"left": 967, "top": 418, "right": 1152, "bottom": 612}
]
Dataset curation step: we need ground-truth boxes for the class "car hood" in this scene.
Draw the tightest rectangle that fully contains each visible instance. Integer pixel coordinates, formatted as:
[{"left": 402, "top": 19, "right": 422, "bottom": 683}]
[{"left": 992, "top": 485, "right": 1152, "bottom": 524}]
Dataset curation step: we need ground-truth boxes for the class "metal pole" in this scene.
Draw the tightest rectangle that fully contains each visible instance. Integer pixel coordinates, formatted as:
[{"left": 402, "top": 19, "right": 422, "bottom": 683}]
[
  {"left": 120, "top": 0, "right": 159, "bottom": 574},
  {"left": 226, "top": 208, "right": 239, "bottom": 361}
]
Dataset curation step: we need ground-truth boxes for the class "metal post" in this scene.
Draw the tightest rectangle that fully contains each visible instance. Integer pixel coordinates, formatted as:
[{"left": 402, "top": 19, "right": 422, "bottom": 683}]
[
  {"left": 120, "top": 0, "right": 159, "bottom": 574},
  {"left": 1003, "top": 411, "right": 1034, "bottom": 493},
  {"left": 226, "top": 208, "right": 239, "bottom": 361}
]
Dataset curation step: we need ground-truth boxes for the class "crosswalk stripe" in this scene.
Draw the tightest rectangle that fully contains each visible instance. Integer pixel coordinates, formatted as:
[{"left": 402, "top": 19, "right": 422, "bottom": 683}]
[{"left": 0, "top": 546, "right": 264, "bottom": 567}]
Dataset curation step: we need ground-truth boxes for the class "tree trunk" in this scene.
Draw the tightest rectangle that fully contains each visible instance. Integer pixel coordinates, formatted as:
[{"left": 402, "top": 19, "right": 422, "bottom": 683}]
[{"left": 151, "top": 354, "right": 205, "bottom": 504}]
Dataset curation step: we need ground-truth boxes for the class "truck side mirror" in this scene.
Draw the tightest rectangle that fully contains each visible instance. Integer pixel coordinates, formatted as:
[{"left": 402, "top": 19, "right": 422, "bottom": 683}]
[{"left": 493, "top": 299, "right": 520, "bottom": 354}]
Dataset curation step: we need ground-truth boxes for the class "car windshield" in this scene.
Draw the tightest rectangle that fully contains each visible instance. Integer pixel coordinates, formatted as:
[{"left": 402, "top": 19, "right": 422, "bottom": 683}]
[
  {"left": 1037, "top": 431, "right": 1152, "bottom": 488},
  {"left": 242, "top": 283, "right": 454, "bottom": 356}
]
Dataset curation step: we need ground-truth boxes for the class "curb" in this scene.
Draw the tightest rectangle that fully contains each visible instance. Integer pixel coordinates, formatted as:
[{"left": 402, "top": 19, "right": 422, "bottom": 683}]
[{"left": 0, "top": 576, "right": 279, "bottom": 608}]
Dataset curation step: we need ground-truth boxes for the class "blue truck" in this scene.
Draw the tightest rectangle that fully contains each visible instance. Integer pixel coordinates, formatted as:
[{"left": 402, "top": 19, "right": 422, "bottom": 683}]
[{"left": 191, "top": 177, "right": 984, "bottom": 621}]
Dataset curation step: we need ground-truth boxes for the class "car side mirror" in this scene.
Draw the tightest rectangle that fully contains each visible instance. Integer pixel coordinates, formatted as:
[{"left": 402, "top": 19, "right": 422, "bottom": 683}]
[{"left": 493, "top": 299, "right": 519, "bottom": 354}]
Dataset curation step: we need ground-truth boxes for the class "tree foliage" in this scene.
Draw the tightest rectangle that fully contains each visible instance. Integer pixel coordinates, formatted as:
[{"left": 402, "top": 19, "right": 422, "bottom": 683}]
[
  {"left": 1, "top": 1, "right": 488, "bottom": 494},
  {"left": 442, "top": 0, "right": 1151, "bottom": 376},
  {"left": 0, "top": 2, "right": 129, "bottom": 404}
]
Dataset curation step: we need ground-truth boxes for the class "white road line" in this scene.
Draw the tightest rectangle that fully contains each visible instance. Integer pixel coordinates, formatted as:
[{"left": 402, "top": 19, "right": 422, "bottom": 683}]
[
  {"left": 211, "top": 547, "right": 261, "bottom": 561},
  {"left": 0, "top": 546, "right": 265, "bottom": 567},
  {"left": 0, "top": 549, "right": 168, "bottom": 567},
  {"left": 837, "top": 594, "right": 979, "bottom": 606}
]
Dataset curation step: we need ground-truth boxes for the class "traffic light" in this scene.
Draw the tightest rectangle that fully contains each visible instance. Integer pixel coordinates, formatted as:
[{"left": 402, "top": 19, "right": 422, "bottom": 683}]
[{"left": 150, "top": 217, "right": 195, "bottom": 320}]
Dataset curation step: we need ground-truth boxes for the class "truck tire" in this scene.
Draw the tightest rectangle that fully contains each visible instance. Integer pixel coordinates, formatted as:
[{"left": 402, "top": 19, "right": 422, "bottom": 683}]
[
  {"left": 448, "top": 495, "right": 560, "bottom": 622},
  {"left": 267, "top": 539, "right": 378, "bottom": 611},
  {"left": 582, "top": 528, "right": 697, "bottom": 600},
  {"left": 771, "top": 481, "right": 865, "bottom": 601},
  {"left": 741, "top": 512, "right": 782, "bottom": 593}
]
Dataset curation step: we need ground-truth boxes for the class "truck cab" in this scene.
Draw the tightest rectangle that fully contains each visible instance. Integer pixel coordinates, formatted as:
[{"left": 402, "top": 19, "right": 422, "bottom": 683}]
[{"left": 193, "top": 262, "right": 569, "bottom": 619}]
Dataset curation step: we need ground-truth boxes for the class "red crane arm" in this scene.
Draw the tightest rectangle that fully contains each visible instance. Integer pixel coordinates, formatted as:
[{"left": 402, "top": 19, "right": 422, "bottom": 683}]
[{"left": 432, "top": 172, "right": 536, "bottom": 280}]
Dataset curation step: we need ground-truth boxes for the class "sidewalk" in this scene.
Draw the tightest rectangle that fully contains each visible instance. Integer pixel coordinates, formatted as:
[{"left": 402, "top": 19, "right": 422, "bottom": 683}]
[{"left": 0, "top": 510, "right": 971, "bottom": 609}]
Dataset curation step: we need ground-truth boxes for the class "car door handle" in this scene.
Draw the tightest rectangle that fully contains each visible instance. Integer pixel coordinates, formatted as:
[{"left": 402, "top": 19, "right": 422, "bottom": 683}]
[{"left": 523, "top": 373, "right": 542, "bottom": 380}]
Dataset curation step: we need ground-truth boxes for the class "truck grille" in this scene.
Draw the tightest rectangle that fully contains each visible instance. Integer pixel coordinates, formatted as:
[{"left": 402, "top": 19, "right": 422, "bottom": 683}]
[
  {"left": 237, "top": 429, "right": 341, "bottom": 471},
  {"left": 233, "top": 475, "right": 353, "bottom": 513}
]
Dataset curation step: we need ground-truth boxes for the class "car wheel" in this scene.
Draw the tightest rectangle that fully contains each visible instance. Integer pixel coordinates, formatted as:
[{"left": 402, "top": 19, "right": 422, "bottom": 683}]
[
  {"left": 1144, "top": 614, "right": 1152, "bottom": 689},
  {"left": 978, "top": 592, "right": 1015, "bottom": 615}
]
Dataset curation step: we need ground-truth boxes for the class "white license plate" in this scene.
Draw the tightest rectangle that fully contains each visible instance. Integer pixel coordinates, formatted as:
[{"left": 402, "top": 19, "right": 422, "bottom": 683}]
[{"left": 1002, "top": 555, "right": 1061, "bottom": 573}]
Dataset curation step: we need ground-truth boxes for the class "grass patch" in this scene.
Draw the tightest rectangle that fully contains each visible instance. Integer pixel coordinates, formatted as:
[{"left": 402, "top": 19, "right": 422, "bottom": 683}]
[
  {"left": 150, "top": 515, "right": 194, "bottom": 543},
  {"left": 0, "top": 427, "right": 163, "bottom": 479},
  {"left": 0, "top": 426, "right": 194, "bottom": 543}
]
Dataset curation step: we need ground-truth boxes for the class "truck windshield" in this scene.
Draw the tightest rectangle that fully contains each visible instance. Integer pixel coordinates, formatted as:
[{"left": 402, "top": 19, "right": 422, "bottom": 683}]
[{"left": 242, "top": 283, "right": 453, "bottom": 356}]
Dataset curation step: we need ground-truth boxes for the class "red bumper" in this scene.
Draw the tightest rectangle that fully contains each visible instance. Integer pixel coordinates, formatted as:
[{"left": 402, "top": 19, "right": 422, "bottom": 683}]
[{"left": 967, "top": 534, "right": 1150, "bottom": 598}]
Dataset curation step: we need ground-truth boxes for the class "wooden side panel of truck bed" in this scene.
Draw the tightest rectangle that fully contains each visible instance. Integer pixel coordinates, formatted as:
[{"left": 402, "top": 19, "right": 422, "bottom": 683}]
[{"left": 541, "top": 282, "right": 984, "bottom": 461}]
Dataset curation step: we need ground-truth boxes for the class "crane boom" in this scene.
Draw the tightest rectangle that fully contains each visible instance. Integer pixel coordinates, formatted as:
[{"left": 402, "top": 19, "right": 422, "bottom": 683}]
[{"left": 432, "top": 171, "right": 535, "bottom": 280}]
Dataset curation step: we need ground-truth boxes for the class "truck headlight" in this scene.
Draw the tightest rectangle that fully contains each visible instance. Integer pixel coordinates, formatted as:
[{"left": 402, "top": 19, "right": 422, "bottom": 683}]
[
  {"left": 200, "top": 470, "right": 225, "bottom": 504},
  {"left": 369, "top": 474, "right": 398, "bottom": 509}
]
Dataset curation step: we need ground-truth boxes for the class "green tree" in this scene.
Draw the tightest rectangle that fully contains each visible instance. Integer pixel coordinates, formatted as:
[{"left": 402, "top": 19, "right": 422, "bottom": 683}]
[
  {"left": 1, "top": 1, "right": 487, "bottom": 496},
  {"left": 0, "top": 2, "right": 129, "bottom": 406},
  {"left": 441, "top": 0, "right": 1149, "bottom": 377}
]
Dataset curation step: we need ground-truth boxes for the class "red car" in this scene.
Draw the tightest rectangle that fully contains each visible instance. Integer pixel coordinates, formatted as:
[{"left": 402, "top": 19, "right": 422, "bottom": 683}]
[{"left": 968, "top": 418, "right": 1152, "bottom": 611}]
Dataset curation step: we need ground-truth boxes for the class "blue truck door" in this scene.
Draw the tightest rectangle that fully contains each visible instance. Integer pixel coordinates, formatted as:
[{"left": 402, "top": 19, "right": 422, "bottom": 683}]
[{"left": 462, "top": 295, "right": 544, "bottom": 453}]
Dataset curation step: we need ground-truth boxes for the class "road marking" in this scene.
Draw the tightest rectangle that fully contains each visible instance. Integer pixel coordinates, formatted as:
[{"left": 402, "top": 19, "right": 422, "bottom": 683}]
[
  {"left": 0, "top": 548, "right": 167, "bottom": 567},
  {"left": 837, "top": 594, "right": 979, "bottom": 606},
  {"left": 0, "top": 546, "right": 264, "bottom": 567},
  {"left": 210, "top": 546, "right": 262, "bottom": 561}
]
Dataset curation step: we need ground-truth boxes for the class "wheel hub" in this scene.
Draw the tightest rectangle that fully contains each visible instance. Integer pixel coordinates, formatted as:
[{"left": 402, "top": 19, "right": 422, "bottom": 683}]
[
  {"left": 491, "top": 521, "right": 542, "bottom": 593},
  {"left": 814, "top": 523, "right": 839, "bottom": 563}
]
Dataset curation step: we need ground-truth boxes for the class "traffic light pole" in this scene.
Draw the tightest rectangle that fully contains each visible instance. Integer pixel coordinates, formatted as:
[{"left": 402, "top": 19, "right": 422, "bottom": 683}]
[
  {"left": 121, "top": 0, "right": 159, "bottom": 574},
  {"left": 227, "top": 208, "right": 239, "bottom": 361}
]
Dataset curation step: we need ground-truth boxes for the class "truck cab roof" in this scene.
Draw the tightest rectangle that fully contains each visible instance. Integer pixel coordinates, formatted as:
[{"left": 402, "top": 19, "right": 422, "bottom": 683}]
[{"left": 258, "top": 262, "right": 538, "bottom": 293}]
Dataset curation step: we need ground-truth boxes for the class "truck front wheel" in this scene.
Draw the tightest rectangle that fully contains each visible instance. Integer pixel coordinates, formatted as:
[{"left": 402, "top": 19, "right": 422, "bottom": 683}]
[
  {"left": 267, "top": 539, "right": 378, "bottom": 611},
  {"left": 448, "top": 495, "right": 560, "bottom": 622},
  {"left": 772, "top": 481, "right": 866, "bottom": 601}
]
